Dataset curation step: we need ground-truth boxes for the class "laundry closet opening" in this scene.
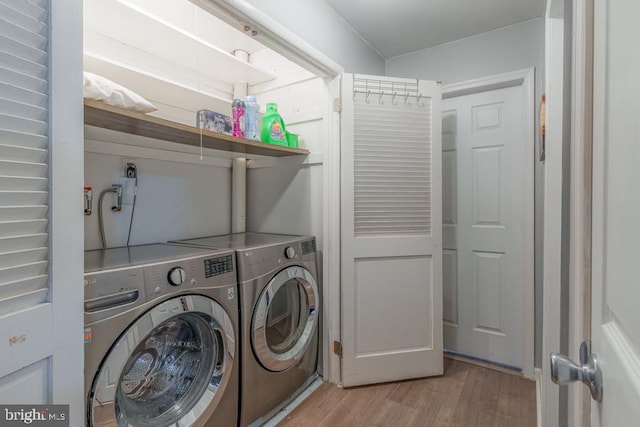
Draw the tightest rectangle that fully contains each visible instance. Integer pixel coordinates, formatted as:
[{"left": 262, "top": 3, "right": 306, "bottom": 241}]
[
  {"left": 82, "top": 1, "right": 332, "bottom": 425},
  {"left": 83, "top": 0, "right": 328, "bottom": 251}
]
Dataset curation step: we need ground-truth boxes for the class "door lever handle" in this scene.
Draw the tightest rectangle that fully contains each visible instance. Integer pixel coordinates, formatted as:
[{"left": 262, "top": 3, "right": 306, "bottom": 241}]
[{"left": 550, "top": 340, "right": 603, "bottom": 401}]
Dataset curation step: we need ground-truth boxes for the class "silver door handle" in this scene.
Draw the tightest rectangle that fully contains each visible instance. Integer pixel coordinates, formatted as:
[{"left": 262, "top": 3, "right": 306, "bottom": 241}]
[
  {"left": 84, "top": 289, "right": 139, "bottom": 312},
  {"left": 550, "top": 340, "right": 603, "bottom": 401}
]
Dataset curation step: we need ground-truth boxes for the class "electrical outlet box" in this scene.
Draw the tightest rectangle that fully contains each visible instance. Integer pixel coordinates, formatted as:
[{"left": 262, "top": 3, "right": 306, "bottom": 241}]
[
  {"left": 123, "top": 158, "right": 137, "bottom": 179},
  {"left": 119, "top": 177, "right": 136, "bottom": 205}
]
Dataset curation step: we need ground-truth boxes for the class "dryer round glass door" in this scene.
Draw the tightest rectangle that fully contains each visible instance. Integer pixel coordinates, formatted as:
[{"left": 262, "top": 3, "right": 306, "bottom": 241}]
[
  {"left": 89, "top": 295, "right": 235, "bottom": 427},
  {"left": 252, "top": 265, "right": 319, "bottom": 372}
]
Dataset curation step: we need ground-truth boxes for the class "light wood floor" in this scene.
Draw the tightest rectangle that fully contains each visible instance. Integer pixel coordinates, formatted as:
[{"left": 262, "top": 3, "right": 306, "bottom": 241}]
[{"left": 278, "top": 359, "right": 536, "bottom": 427}]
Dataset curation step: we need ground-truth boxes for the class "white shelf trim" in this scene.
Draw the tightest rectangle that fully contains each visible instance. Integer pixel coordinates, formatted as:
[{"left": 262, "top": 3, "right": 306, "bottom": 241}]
[
  {"left": 84, "top": 139, "right": 234, "bottom": 168},
  {"left": 247, "top": 152, "right": 323, "bottom": 169}
]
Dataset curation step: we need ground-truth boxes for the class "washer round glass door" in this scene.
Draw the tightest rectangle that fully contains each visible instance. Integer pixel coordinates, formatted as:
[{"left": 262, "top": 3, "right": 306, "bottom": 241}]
[
  {"left": 252, "top": 266, "right": 319, "bottom": 372},
  {"left": 89, "top": 295, "right": 235, "bottom": 427}
]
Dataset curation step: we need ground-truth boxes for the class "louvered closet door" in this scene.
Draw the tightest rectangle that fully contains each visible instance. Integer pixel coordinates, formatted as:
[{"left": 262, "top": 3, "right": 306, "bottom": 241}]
[
  {"left": 340, "top": 74, "right": 443, "bottom": 387},
  {"left": 0, "top": 0, "right": 54, "bottom": 403}
]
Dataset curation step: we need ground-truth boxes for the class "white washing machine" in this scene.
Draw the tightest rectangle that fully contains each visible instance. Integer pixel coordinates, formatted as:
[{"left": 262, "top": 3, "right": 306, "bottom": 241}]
[
  {"left": 84, "top": 243, "right": 239, "bottom": 427},
  {"left": 172, "top": 233, "right": 320, "bottom": 427}
]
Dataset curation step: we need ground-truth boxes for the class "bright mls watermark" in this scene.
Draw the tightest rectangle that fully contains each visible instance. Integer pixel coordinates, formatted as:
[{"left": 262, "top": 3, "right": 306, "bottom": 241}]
[{"left": 1, "top": 405, "right": 69, "bottom": 426}]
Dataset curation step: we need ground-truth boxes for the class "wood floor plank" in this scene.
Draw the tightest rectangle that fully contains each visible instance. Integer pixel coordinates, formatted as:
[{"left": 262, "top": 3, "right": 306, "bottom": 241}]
[
  {"left": 277, "top": 360, "right": 536, "bottom": 427},
  {"left": 277, "top": 383, "right": 343, "bottom": 426},
  {"left": 451, "top": 364, "right": 502, "bottom": 426},
  {"left": 494, "top": 374, "right": 537, "bottom": 427},
  {"left": 421, "top": 358, "right": 471, "bottom": 425},
  {"left": 321, "top": 382, "right": 390, "bottom": 426},
  {"left": 366, "top": 396, "right": 417, "bottom": 426}
]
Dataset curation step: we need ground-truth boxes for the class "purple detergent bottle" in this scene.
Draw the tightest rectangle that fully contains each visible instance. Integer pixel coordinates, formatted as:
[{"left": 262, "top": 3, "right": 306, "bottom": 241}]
[{"left": 232, "top": 99, "right": 246, "bottom": 138}]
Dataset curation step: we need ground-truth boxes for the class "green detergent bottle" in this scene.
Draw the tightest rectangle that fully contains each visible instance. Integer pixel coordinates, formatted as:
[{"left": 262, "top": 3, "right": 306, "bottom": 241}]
[{"left": 261, "top": 103, "right": 288, "bottom": 146}]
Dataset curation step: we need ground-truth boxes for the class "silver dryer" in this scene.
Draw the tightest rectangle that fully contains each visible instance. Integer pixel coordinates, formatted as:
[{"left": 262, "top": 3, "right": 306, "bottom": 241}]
[{"left": 172, "top": 233, "right": 320, "bottom": 427}]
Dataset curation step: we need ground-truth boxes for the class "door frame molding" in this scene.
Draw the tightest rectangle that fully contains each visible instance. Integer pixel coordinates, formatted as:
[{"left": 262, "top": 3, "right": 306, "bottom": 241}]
[
  {"left": 192, "top": 0, "right": 343, "bottom": 79},
  {"left": 442, "top": 68, "right": 536, "bottom": 380},
  {"left": 325, "top": 76, "right": 342, "bottom": 385},
  {"left": 50, "top": 0, "right": 85, "bottom": 420},
  {"left": 568, "top": 0, "right": 594, "bottom": 425},
  {"left": 541, "top": 7, "right": 565, "bottom": 425}
]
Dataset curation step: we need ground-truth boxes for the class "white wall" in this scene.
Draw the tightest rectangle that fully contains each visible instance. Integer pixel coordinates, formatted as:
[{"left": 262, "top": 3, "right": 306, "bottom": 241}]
[
  {"left": 243, "top": 0, "right": 384, "bottom": 75},
  {"left": 386, "top": 18, "right": 546, "bottom": 368},
  {"left": 84, "top": 139, "right": 231, "bottom": 250},
  {"left": 247, "top": 164, "right": 323, "bottom": 246},
  {"left": 386, "top": 18, "right": 545, "bottom": 85},
  {"left": 246, "top": 68, "right": 327, "bottom": 248}
]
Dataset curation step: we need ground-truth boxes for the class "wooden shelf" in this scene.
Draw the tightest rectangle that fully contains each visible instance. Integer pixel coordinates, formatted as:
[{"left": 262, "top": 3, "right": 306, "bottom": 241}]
[{"left": 84, "top": 100, "right": 310, "bottom": 158}]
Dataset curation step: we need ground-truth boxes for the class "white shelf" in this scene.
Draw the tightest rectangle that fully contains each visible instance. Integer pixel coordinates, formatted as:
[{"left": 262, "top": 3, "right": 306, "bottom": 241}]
[
  {"left": 84, "top": 0, "right": 276, "bottom": 86},
  {"left": 83, "top": 53, "right": 232, "bottom": 126}
]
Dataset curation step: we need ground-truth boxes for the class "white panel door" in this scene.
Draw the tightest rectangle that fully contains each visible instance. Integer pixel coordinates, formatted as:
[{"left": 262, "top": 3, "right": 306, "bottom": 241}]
[
  {"left": 340, "top": 73, "right": 442, "bottom": 387},
  {"left": 591, "top": 0, "right": 640, "bottom": 423},
  {"left": 0, "top": 359, "right": 49, "bottom": 404},
  {"left": 442, "top": 83, "right": 529, "bottom": 370}
]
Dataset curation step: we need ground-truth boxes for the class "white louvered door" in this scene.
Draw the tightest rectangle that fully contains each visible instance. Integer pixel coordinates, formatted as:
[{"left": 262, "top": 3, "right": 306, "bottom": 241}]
[
  {"left": 0, "top": 0, "right": 54, "bottom": 391},
  {"left": 0, "top": 0, "right": 54, "bottom": 402},
  {"left": 0, "top": 0, "right": 50, "bottom": 316},
  {"left": 0, "top": 0, "right": 84, "bottom": 418},
  {"left": 340, "top": 74, "right": 442, "bottom": 387}
]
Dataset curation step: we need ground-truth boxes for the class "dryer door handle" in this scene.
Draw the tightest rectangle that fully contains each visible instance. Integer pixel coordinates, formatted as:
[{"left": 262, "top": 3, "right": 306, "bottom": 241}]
[{"left": 85, "top": 289, "right": 139, "bottom": 312}]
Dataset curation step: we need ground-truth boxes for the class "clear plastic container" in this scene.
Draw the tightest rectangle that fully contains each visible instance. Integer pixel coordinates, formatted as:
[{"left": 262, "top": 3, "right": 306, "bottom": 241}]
[{"left": 243, "top": 95, "right": 260, "bottom": 141}]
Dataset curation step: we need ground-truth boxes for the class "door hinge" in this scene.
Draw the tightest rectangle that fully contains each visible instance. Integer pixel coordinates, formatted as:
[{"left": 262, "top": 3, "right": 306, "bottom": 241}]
[
  {"left": 333, "top": 340, "right": 343, "bottom": 357},
  {"left": 333, "top": 98, "right": 342, "bottom": 113}
]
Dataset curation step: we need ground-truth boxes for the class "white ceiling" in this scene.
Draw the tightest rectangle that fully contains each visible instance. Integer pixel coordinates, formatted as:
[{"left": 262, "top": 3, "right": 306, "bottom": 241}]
[{"left": 326, "top": 0, "right": 546, "bottom": 58}]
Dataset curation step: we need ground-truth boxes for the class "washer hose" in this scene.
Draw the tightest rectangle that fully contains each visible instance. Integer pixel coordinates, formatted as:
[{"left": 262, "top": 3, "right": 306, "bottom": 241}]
[{"left": 98, "top": 187, "right": 118, "bottom": 249}]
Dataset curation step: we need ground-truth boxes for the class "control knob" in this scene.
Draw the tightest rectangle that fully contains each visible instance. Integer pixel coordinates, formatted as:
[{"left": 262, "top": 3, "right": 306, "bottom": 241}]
[
  {"left": 284, "top": 246, "right": 296, "bottom": 259},
  {"left": 168, "top": 267, "right": 186, "bottom": 286}
]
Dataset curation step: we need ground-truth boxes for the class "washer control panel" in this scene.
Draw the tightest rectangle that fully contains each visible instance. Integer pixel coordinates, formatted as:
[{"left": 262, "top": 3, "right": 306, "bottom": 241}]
[
  {"left": 143, "top": 252, "right": 236, "bottom": 301},
  {"left": 284, "top": 246, "right": 296, "bottom": 259},
  {"left": 167, "top": 267, "right": 186, "bottom": 286},
  {"left": 204, "top": 254, "right": 234, "bottom": 278}
]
